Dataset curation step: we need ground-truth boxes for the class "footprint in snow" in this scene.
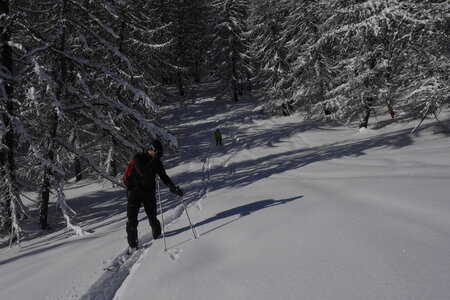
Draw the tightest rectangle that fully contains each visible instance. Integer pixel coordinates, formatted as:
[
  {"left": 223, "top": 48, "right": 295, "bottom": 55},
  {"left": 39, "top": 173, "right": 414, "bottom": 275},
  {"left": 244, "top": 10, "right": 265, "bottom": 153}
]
[{"left": 167, "top": 248, "right": 183, "bottom": 261}]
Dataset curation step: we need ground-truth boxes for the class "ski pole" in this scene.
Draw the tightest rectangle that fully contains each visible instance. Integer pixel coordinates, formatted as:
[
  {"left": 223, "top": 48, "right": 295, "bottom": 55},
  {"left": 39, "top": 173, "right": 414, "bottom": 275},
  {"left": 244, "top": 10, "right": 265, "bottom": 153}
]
[
  {"left": 156, "top": 179, "right": 167, "bottom": 251},
  {"left": 180, "top": 196, "right": 198, "bottom": 239}
]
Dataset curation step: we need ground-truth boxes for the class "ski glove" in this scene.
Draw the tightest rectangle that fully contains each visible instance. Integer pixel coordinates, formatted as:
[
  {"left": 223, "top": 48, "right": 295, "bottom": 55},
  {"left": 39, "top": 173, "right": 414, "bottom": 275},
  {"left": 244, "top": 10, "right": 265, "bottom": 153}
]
[{"left": 170, "top": 184, "right": 183, "bottom": 197}]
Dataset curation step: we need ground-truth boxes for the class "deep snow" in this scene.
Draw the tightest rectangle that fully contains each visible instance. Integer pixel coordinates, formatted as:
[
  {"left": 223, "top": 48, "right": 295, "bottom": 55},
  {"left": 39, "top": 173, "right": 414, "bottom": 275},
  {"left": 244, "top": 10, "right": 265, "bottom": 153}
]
[{"left": 1, "top": 82, "right": 449, "bottom": 300}]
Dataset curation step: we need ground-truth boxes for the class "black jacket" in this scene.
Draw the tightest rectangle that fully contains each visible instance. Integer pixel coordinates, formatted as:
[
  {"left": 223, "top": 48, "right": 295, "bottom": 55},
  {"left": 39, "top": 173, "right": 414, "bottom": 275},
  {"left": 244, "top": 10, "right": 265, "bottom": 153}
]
[{"left": 132, "top": 152, "right": 174, "bottom": 192}]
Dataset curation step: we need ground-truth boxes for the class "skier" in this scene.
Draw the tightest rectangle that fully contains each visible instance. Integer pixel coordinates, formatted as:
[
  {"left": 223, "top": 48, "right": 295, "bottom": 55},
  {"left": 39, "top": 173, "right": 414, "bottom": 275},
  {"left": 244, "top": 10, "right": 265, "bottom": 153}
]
[
  {"left": 126, "top": 140, "right": 183, "bottom": 251},
  {"left": 214, "top": 129, "right": 222, "bottom": 146}
]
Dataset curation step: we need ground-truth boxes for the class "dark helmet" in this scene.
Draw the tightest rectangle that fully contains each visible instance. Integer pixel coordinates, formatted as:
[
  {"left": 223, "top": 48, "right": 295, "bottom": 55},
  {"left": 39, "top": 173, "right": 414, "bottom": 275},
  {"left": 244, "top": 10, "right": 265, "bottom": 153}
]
[{"left": 149, "top": 139, "right": 164, "bottom": 157}]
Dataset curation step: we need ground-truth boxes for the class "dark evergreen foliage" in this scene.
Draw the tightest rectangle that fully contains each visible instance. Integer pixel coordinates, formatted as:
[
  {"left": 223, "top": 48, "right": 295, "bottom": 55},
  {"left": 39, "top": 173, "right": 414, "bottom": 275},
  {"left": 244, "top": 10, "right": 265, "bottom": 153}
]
[{"left": 1, "top": 0, "right": 448, "bottom": 244}]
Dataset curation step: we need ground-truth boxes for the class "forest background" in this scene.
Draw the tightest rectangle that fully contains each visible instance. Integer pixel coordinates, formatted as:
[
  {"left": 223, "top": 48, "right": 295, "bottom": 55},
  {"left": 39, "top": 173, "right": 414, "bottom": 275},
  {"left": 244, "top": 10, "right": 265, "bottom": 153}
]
[{"left": 0, "top": 0, "right": 448, "bottom": 244}]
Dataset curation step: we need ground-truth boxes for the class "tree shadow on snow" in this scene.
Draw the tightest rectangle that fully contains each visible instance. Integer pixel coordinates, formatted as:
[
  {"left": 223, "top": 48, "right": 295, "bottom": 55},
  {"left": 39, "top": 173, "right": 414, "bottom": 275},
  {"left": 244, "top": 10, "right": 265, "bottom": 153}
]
[
  {"left": 6, "top": 188, "right": 127, "bottom": 250},
  {"left": 68, "top": 189, "right": 127, "bottom": 231},
  {"left": 170, "top": 127, "right": 415, "bottom": 194},
  {"left": 165, "top": 196, "right": 302, "bottom": 238},
  {"left": 0, "top": 233, "right": 101, "bottom": 266}
]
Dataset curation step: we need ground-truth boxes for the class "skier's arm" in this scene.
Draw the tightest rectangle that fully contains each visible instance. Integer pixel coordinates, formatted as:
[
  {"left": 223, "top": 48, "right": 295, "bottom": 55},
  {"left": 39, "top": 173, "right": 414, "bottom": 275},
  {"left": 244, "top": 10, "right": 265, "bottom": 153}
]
[
  {"left": 155, "top": 159, "right": 174, "bottom": 187},
  {"left": 156, "top": 160, "right": 183, "bottom": 196}
]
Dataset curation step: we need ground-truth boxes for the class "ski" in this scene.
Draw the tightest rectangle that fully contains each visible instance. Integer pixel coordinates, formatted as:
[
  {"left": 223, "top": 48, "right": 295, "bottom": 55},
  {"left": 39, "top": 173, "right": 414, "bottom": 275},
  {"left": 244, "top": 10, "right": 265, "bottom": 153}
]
[
  {"left": 104, "top": 242, "right": 147, "bottom": 272},
  {"left": 104, "top": 256, "right": 128, "bottom": 272}
]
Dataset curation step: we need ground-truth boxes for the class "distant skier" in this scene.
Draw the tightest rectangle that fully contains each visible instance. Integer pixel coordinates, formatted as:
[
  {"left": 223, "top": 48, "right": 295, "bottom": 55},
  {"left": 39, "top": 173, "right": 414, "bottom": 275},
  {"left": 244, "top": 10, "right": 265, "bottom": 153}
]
[
  {"left": 125, "top": 140, "right": 183, "bottom": 251},
  {"left": 215, "top": 129, "right": 222, "bottom": 146}
]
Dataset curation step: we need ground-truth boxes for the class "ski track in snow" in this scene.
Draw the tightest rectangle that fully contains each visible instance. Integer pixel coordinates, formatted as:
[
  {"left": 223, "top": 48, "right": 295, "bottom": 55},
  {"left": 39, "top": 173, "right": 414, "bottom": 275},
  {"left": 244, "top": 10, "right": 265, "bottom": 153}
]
[
  {"left": 3, "top": 83, "right": 449, "bottom": 300},
  {"left": 196, "top": 151, "right": 211, "bottom": 210},
  {"left": 81, "top": 196, "right": 206, "bottom": 300},
  {"left": 195, "top": 103, "right": 254, "bottom": 209},
  {"left": 83, "top": 92, "right": 443, "bottom": 300},
  {"left": 80, "top": 234, "right": 153, "bottom": 300},
  {"left": 81, "top": 98, "right": 238, "bottom": 299},
  {"left": 81, "top": 206, "right": 199, "bottom": 300}
]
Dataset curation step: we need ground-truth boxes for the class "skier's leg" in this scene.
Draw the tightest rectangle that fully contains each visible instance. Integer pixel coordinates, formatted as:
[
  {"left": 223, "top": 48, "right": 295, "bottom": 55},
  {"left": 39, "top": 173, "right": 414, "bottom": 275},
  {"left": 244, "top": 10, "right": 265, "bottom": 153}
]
[
  {"left": 126, "top": 191, "right": 141, "bottom": 248},
  {"left": 143, "top": 193, "right": 161, "bottom": 239}
]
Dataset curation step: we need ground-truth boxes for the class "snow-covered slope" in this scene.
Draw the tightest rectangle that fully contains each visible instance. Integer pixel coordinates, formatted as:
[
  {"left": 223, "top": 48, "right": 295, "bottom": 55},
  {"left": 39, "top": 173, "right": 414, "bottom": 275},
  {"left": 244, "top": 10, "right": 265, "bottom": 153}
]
[{"left": 1, "top": 83, "right": 449, "bottom": 300}]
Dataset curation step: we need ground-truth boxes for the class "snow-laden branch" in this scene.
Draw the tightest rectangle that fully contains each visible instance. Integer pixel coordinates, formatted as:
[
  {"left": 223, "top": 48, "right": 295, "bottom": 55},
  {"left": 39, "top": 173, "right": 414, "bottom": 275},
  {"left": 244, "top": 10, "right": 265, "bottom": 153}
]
[
  {"left": 76, "top": 109, "right": 142, "bottom": 153},
  {"left": 72, "top": 73, "right": 177, "bottom": 149},
  {"left": 32, "top": 60, "right": 65, "bottom": 119},
  {"left": 29, "top": 145, "right": 66, "bottom": 177},
  {"left": 55, "top": 137, "right": 123, "bottom": 187},
  {"left": 127, "top": 38, "right": 172, "bottom": 51},
  {"left": 65, "top": 17, "right": 135, "bottom": 74},
  {"left": 128, "top": 21, "right": 173, "bottom": 38},
  {"left": 50, "top": 47, "right": 158, "bottom": 113},
  {"left": 1, "top": 163, "right": 29, "bottom": 247},
  {"left": 11, "top": 117, "right": 32, "bottom": 149},
  {"left": 54, "top": 179, "right": 86, "bottom": 236},
  {"left": 69, "top": 0, "right": 120, "bottom": 39},
  {"left": 100, "top": 1, "right": 119, "bottom": 19}
]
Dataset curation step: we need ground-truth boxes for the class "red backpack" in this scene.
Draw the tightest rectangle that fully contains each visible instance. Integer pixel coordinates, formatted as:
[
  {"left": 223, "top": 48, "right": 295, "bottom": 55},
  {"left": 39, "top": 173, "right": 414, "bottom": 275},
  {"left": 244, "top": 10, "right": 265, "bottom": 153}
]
[{"left": 123, "top": 160, "right": 136, "bottom": 189}]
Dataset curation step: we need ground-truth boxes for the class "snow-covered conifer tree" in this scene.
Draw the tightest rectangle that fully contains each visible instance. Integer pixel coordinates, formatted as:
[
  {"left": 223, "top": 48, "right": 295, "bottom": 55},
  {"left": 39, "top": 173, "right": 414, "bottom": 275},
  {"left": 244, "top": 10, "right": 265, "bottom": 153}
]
[
  {"left": 3, "top": 0, "right": 177, "bottom": 235},
  {"left": 391, "top": 1, "right": 449, "bottom": 126},
  {"left": 277, "top": 0, "right": 334, "bottom": 117},
  {"left": 250, "top": 0, "right": 292, "bottom": 114},
  {"left": 145, "top": 0, "right": 191, "bottom": 96},
  {"left": 185, "top": 0, "right": 214, "bottom": 83},
  {"left": 0, "top": 0, "right": 27, "bottom": 243},
  {"left": 275, "top": 0, "right": 449, "bottom": 127},
  {"left": 210, "top": 0, "right": 252, "bottom": 101}
]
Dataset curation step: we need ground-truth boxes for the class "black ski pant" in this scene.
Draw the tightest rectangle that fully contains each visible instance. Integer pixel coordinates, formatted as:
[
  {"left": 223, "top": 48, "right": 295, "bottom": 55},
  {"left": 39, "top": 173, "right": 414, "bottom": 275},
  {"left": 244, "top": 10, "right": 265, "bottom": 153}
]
[{"left": 126, "top": 189, "right": 161, "bottom": 248}]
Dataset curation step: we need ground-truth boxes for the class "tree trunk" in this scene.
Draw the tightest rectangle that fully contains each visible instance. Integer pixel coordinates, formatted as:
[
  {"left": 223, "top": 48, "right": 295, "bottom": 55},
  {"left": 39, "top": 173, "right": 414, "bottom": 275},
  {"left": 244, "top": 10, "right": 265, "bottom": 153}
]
[
  {"left": 231, "top": 49, "right": 238, "bottom": 102},
  {"left": 360, "top": 57, "right": 376, "bottom": 128},
  {"left": 177, "top": 71, "right": 185, "bottom": 96},
  {"left": 74, "top": 158, "right": 82, "bottom": 182},
  {"left": 108, "top": 18, "right": 126, "bottom": 177},
  {"left": 387, "top": 102, "right": 395, "bottom": 118},
  {"left": 39, "top": 112, "right": 58, "bottom": 230},
  {"left": 40, "top": 0, "right": 67, "bottom": 229},
  {"left": 39, "top": 170, "right": 52, "bottom": 229},
  {"left": 247, "top": 72, "right": 252, "bottom": 93},
  {"left": 232, "top": 78, "right": 238, "bottom": 102},
  {"left": 238, "top": 77, "right": 243, "bottom": 96},
  {"left": 0, "top": 0, "right": 16, "bottom": 232},
  {"left": 70, "top": 129, "right": 83, "bottom": 181},
  {"left": 359, "top": 97, "right": 374, "bottom": 128},
  {"left": 193, "top": 58, "right": 201, "bottom": 83}
]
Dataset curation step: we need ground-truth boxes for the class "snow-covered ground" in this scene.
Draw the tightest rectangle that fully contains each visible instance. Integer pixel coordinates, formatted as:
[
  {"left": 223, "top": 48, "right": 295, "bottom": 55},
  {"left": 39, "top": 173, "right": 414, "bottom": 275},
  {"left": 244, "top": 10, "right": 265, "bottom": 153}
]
[{"left": 1, "top": 83, "right": 449, "bottom": 300}]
